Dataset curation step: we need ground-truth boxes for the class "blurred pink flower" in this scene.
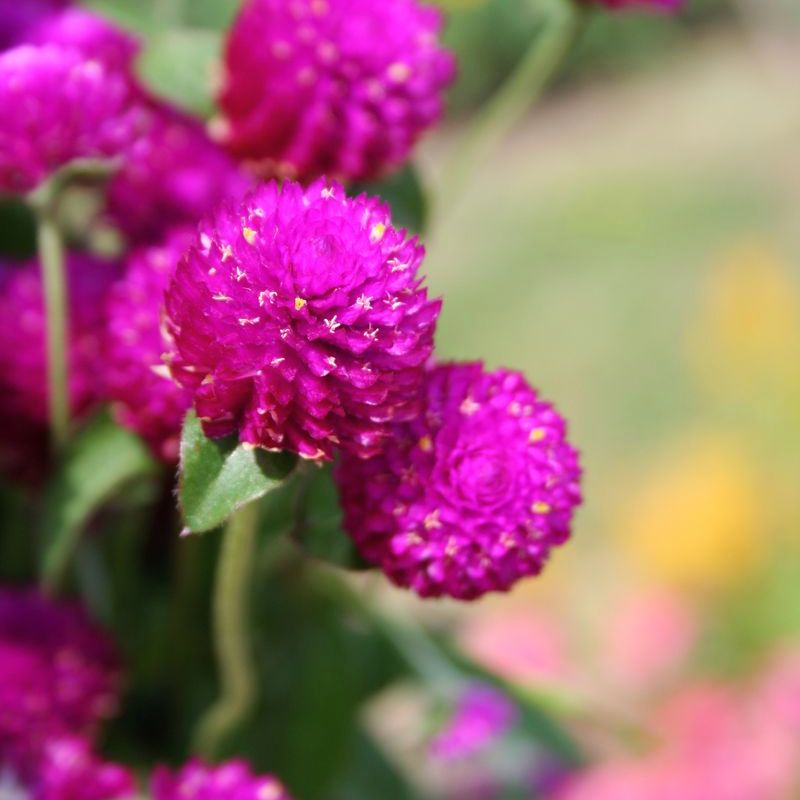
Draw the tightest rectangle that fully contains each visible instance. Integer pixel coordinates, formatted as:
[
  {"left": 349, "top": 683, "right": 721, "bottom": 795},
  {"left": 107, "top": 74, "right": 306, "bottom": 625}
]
[{"left": 152, "top": 760, "right": 291, "bottom": 800}]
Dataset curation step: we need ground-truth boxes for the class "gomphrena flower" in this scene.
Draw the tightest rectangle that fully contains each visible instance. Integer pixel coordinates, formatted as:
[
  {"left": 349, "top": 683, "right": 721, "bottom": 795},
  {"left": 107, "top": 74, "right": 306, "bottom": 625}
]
[
  {"left": 0, "top": 588, "right": 121, "bottom": 754},
  {"left": 29, "top": 9, "right": 140, "bottom": 73},
  {"left": 107, "top": 103, "right": 250, "bottom": 243},
  {"left": 0, "top": 44, "right": 139, "bottom": 193},
  {"left": 106, "top": 230, "right": 194, "bottom": 462},
  {"left": 336, "top": 362, "right": 582, "bottom": 599},
  {"left": 0, "top": 253, "right": 117, "bottom": 431},
  {"left": 217, "top": 0, "right": 456, "bottom": 182},
  {"left": 429, "top": 684, "right": 517, "bottom": 761},
  {"left": 152, "top": 760, "right": 291, "bottom": 800},
  {"left": 4, "top": 737, "right": 136, "bottom": 800},
  {"left": 0, "top": 0, "right": 69, "bottom": 51},
  {"left": 165, "top": 179, "right": 440, "bottom": 460}
]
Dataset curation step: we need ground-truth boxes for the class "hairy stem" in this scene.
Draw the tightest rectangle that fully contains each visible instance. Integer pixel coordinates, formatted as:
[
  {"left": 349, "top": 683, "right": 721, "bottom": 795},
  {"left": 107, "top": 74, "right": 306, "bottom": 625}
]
[{"left": 194, "top": 502, "right": 261, "bottom": 757}]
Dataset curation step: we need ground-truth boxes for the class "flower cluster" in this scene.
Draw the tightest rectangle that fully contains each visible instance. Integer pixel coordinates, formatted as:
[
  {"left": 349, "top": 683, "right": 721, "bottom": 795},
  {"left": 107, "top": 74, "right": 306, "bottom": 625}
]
[
  {"left": 336, "top": 363, "right": 582, "bottom": 598},
  {"left": 217, "top": 0, "right": 456, "bottom": 181},
  {"left": 153, "top": 760, "right": 292, "bottom": 800},
  {"left": 164, "top": 178, "right": 439, "bottom": 461}
]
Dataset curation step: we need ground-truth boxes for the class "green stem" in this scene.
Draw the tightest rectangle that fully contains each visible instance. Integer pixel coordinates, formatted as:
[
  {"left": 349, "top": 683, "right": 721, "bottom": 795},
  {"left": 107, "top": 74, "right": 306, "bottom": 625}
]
[
  {"left": 37, "top": 209, "right": 70, "bottom": 450},
  {"left": 194, "top": 502, "right": 261, "bottom": 758},
  {"left": 439, "top": 0, "right": 586, "bottom": 213}
]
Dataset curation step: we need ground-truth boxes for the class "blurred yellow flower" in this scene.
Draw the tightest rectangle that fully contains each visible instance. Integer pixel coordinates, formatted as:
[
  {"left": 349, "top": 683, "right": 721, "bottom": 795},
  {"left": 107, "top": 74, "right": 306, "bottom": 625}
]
[
  {"left": 687, "top": 241, "right": 800, "bottom": 393},
  {"left": 617, "top": 433, "right": 764, "bottom": 593}
]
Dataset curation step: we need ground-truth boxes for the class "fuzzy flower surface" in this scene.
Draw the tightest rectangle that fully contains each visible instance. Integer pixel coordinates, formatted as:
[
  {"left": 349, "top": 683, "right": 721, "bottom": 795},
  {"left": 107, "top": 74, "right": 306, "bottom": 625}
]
[
  {"left": 336, "top": 362, "right": 582, "bottom": 599},
  {"left": 218, "top": 0, "right": 456, "bottom": 182},
  {"left": 106, "top": 230, "right": 194, "bottom": 462},
  {"left": 0, "top": 0, "right": 69, "bottom": 51},
  {"left": 107, "top": 103, "right": 249, "bottom": 243},
  {"left": 429, "top": 684, "right": 517, "bottom": 761},
  {"left": 0, "top": 253, "right": 117, "bottom": 430},
  {"left": 165, "top": 179, "right": 440, "bottom": 460},
  {"left": 152, "top": 760, "right": 291, "bottom": 800},
  {"left": 28, "top": 9, "right": 140, "bottom": 72},
  {"left": 0, "top": 44, "right": 138, "bottom": 193},
  {"left": 0, "top": 589, "right": 121, "bottom": 755}
]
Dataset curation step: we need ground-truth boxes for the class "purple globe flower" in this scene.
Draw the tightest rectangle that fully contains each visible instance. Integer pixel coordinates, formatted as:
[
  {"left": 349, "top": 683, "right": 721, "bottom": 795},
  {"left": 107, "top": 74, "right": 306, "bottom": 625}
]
[
  {"left": 336, "top": 362, "right": 582, "bottom": 599},
  {"left": 0, "top": 44, "right": 141, "bottom": 193},
  {"left": 218, "top": 0, "right": 456, "bottom": 182},
  {"left": 2, "top": 736, "right": 135, "bottom": 800},
  {"left": 429, "top": 684, "right": 518, "bottom": 761},
  {"left": 152, "top": 760, "right": 291, "bottom": 800},
  {"left": 105, "top": 230, "right": 194, "bottom": 462},
  {"left": 107, "top": 102, "right": 250, "bottom": 243},
  {"left": 0, "top": 589, "right": 121, "bottom": 755},
  {"left": 164, "top": 179, "right": 440, "bottom": 461},
  {"left": 0, "top": 0, "right": 69, "bottom": 51},
  {"left": 28, "top": 9, "right": 140, "bottom": 72},
  {"left": 0, "top": 253, "right": 117, "bottom": 432}
]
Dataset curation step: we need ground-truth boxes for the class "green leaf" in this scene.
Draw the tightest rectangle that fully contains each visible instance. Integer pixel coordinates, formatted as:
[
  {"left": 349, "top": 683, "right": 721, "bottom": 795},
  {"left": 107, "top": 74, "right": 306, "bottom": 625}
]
[
  {"left": 352, "top": 165, "right": 429, "bottom": 234},
  {"left": 41, "top": 413, "right": 159, "bottom": 589},
  {"left": 137, "top": 29, "right": 223, "bottom": 117},
  {"left": 179, "top": 411, "right": 297, "bottom": 534},
  {"left": 292, "top": 465, "right": 371, "bottom": 570}
]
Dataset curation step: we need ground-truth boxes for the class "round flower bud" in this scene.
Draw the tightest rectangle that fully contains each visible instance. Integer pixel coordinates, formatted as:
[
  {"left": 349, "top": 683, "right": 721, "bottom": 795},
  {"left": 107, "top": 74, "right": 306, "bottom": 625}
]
[
  {"left": 164, "top": 179, "right": 440, "bottom": 461},
  {"left": 0, "top": 253, "right": 117, "bottom": 430},
  {"left": 336, "top": 362, "right": 582, "bottom": 599},
  {"left": 105, "top": 230, "right": 194, "bottom": 462},
  {"left": 107, "top": 103, "right": 250, "bottom": 243},
  {"left": 152, "top": 760, "right": 291, "bottom": 800},
  {"left": 0, "top": 44, "right": 139, "bottom": 193},
  {"left": 0, "top": 589, "right": 121, "bottom": 754},
  {"left": 218, "top": 0, "right": 456, "bottom": 182}
]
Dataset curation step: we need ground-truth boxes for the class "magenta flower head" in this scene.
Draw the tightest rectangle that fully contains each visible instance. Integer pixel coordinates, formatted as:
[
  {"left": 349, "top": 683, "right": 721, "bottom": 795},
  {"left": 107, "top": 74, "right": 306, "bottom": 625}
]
[
  {"left": 165, "top": 179, "right": 440, "bottom": 461},
  {"left": 106, "top": 230, "right": 194, "bottom": 462},
  {"left": 336, "top": 362, "right": 582, "bottom": 599},
  {"left": 0, "top": 588, "right": 121, "bottom": 754},
  {"left": 1, "top": 736, "right": 135, "bottom": 800},
  {"left": 217, "top": 0, "right": 456, "bottom": 182},
  {"left": 28, "top": 9, "right": 140, "bottom": 72},
  {"left": 0, "top": 253, "right": 117, "bottom": 431},
  {"left": 0, "top": 44, "right": 139, "bottom": 193},
  {"left": 429, "top": 684, "right": 517, "bottom": 761},
  {"left": 107, "top": 103, "right": 250, "bottom": 243},
  {"left": 152, "top": 760, "right": 291, "bottom": 800}
]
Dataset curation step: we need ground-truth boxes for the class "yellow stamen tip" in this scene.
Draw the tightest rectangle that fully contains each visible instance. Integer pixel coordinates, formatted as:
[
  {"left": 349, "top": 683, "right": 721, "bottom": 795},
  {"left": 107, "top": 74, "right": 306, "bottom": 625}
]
[
  {"left": 242, "top": 227, "right": 257, "bottom": 244},
  {"left": 294, "top": 296, "right": 307, "bottom": 311}
]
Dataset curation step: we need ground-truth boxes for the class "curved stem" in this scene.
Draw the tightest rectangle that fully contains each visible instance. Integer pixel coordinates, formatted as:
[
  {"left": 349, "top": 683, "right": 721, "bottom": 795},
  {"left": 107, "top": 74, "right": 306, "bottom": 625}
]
[
  {"left": 194, "top": 502, "right": 261, "bottom": 758},
  {"left": 37, "top": 209, "right": 70, "bottom": 450},
  {"left": 439, "top": 0, "right": 586, "bottom": 214}
]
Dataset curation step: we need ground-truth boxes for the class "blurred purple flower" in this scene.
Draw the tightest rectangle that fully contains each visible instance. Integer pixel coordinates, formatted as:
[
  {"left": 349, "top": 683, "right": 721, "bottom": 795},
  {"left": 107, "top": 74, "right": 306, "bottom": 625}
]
[
  {"left": 164, "top": 178, "right": 440, "bottom": 461},
  {"left": 336, "top": 362, "right": 582, "bottom": 599},
  {"left": 105, "top": 229, "right": 194, "bottom": 462},
  {"left": 429, "top": 684, "right": 518, "bottom": 761},
  {"left": 218, "top": 0, "right": 456, "bottom": 182},
  {"left": 152, "top": 760, "right": 291, "bottom": 800},
  {"left": 0, "top": 589, "right": 121, "bottom": 757},
  {"left": 0, "top": 0, "right": 69, "bottom": 51},
  {"left": 0, "top": 44, "right": 143, "bottom": 193},
  {"left": 593, "top": 0, "right": 683, "bottom": 10}
]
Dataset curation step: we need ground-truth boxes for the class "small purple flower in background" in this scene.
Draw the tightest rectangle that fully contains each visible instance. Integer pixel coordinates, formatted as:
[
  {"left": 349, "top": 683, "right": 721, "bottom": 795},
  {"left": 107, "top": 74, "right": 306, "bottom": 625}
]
[
  {"left": 106, "top": 103, "right": 250, "bottom": 244},
  {"left": 152, "top": 759, "right": 291, "bottom": 800},
  {"left": 217, "top": 0, "right": 456, "bottom": 182},
  {"left": 105, "top": 230, "right": 194, "bottom": 462},
  {"left": 0, "top": 254, "right": 117, "bottom": 435},
  {"left": 429, "top": 684, "right": 517, "bottom": 761},
  {"left": 0, "top": 44, "right": 141, "bottom": 193},
  {"left": 164, "top": 179, "right": 440, "bottom": 461},
  {"left": 336, "top": 362, "right": 582, "bottom": 599},
  {"left": 0, "top": 0, "right": 69, "bottom": 51},
  {"left": 28, "top": 9, "right": 140, "bottom": 73},
  {"left": 0, "top": 589, "right": 121, "bottom": 755}
]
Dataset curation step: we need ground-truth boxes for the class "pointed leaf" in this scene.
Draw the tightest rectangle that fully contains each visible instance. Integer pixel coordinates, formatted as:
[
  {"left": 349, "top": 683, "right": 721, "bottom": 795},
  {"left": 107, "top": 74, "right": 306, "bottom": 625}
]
[{"left": 179, "top": 411, "right": 297, "bottom": 534}]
